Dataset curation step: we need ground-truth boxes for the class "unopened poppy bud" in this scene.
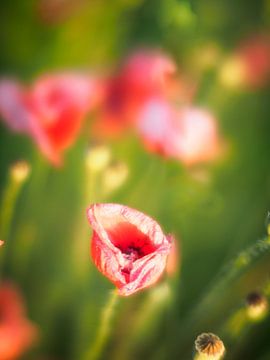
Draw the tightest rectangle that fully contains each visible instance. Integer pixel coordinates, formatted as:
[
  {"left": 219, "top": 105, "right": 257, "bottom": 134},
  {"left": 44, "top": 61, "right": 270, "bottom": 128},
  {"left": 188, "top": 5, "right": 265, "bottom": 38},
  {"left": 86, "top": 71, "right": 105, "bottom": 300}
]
[
  {"left": 265, "top": 212, "right": 270, "bottom": 236},
  {"left": 10, "top": 161, "right": 31, "bottom": 183},
  {"left": 246, "top": 291, "right": 268, "bottom": 320},
  {"left": 102, "top": 160, "right": 129, "bottom": 194},
  {"left": 219, "top": 57, "right": 246, "bottom": 89},
  {"left": 85, "top": 143, "right": 111, "bottom": 173},
  {"left": 195, "top": 333, "right": 225, "bottom": 360}
]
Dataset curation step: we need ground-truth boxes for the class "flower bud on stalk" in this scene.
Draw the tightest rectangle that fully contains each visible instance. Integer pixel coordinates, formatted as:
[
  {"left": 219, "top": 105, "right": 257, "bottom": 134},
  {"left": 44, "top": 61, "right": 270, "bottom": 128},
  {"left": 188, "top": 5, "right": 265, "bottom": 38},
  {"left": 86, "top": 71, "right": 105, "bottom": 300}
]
[
  {"left": 85, "top": 142, "right": 111, "bottom": 173},
  {"left": 194, "top": 333, "right": 225, "bottom": 360},
  {"left": 246, "top": 291, "right": 268, "bottom": 320},
  {"left": 10, "top": 161, "right": 31, "bottom": 183},
  {"left": 0, "top": 161, "right": 31, "bottom": 241},
  {"left": 102, "top": 160, "right": 129, "bottom": 195}
]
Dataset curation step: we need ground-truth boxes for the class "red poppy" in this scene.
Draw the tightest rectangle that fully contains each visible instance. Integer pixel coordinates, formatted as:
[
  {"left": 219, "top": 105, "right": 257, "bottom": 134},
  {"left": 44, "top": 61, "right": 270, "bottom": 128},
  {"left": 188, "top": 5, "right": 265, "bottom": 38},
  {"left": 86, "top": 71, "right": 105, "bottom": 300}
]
[
  {"left": 0, "top": 283, "right": 38, "bottom": 360},
  {"left": 0, "top": 73, "right": 100, "bottom": 165},
  {"left": 92, "top": 50, "right": 178, "bottom": 138},
  {"left": 87, "top": 203, "right": 172, "bottom": 296},
  {"left": 137, "top": 98, "right": 221, "bottom": 165}
]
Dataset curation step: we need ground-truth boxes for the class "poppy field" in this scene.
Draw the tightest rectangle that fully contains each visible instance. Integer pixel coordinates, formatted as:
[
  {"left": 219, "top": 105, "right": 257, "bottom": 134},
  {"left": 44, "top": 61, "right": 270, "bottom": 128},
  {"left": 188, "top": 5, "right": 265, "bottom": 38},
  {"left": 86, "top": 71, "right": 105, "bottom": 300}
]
[{"left": 0, "top": 1, "right": 270, "bottom": 359}]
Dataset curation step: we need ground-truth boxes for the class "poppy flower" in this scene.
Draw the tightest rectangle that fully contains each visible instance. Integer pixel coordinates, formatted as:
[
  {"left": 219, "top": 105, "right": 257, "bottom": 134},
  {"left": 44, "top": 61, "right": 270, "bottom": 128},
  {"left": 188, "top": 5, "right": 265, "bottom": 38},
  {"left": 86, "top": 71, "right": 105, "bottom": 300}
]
[
  {"left": 0, "top": 73, "right": 100, "bottom": 165},
  {"left": 87, "top": 203, "right": 172, "bottom": 296},
  {"left": 137, "top": 98, "right": 221, "bottom": 165},
  {"left": 0, "top": 283, "right": 38, "bottom": 360},
  {"left": 173, "top": 107, "right": 221, "bottom": 165},
  {"left": 92, "top": 50, "right": 178, "bottom": 138},
  {"left": 136, "top": 97, "right": 177, "bottom": 156}
]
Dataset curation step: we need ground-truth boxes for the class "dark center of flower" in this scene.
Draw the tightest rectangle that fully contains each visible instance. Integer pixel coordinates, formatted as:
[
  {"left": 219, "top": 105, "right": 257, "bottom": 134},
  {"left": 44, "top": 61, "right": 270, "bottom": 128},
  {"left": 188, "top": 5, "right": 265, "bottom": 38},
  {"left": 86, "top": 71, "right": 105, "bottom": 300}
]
[{"left": 107, "top": 222, "right": 157, "bottom": 281}]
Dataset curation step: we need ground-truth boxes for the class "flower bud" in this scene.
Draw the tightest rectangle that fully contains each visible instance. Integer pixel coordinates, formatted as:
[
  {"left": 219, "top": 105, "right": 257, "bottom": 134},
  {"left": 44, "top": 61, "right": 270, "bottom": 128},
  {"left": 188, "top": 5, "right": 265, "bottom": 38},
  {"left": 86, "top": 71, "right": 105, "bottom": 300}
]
[
  {"left": 195, "top": 333, "right": 225, "bottom": 360},
  {"left": 102, "top": 160, "right": 129, "bottom": 194},
  {"left": 85, "top": 143, "right": 111, "bottom": 173},
  {"left": 10, "top": 161, "right": 31, "bottom": 183},
  {"left": 219, "top": 57, "right": 246, "bottom": 89},
  {"left": 246, "top": 291, "right": 268, "bottom": 320},
  {"left": 0, "top": 240, "right": 4, "bottom": 246}
]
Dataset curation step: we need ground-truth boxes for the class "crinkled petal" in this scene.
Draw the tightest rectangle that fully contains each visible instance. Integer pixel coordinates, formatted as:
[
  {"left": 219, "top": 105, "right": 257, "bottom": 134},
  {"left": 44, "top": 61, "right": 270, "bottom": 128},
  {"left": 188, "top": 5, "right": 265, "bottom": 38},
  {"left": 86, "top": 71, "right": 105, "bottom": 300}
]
[{"left": 87, "top": 203, "right": 172, "bottom": 296}]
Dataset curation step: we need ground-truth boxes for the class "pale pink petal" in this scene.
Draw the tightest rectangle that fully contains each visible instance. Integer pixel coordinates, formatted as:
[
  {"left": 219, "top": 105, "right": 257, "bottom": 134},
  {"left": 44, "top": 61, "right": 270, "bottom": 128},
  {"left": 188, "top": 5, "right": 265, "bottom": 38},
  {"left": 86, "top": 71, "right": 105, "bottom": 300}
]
[
  {"left": 174, "top": 107, "right": 220, "bottom": 165},
  {"left": 0, "top": 80, "right": 32, "bottom": 133}
]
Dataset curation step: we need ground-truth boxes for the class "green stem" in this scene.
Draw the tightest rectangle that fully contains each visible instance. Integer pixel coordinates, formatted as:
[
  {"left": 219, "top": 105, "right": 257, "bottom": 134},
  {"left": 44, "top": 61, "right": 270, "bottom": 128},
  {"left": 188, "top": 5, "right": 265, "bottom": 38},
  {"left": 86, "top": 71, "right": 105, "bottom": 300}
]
[
  {"left": 113, "top": 283, "right": 172, "bottom": 360},
  {"left": 84, "top": 290, "right": 119, "bottom": 360},
  {"left": 0, "top": 176, "right": 23, "bottom": 241},
  {"left": 72, "top": 163, "right": 101, "bottom": 278}
]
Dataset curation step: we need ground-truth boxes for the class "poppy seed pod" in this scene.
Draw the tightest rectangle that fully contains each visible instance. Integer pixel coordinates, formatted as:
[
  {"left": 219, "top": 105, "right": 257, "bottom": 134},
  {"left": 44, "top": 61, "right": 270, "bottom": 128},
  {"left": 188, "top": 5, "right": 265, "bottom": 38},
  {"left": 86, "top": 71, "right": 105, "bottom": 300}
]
[
  {"left": 87, "top": 203, "right": 172, "bottom": 296},
  {"left": 195, "top": 333, "right": 225, "bottom": 360}
]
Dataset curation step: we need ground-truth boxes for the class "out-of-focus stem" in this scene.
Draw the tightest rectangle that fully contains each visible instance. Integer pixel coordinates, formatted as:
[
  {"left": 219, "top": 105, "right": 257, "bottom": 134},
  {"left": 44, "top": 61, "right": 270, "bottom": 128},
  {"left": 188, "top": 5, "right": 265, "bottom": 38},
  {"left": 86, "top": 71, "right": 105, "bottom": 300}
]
[
  {"left": 0, "top": 161, "right": 30, "bottom": 241},
  {"left": 113, "top": 282, "right": 172, "bottom": 360},
  {"left": 84, "top": 290, "right": 118, "bottom": 360},
  {"left": 72, "top": 144, "right": 111, "bottom": 278}
]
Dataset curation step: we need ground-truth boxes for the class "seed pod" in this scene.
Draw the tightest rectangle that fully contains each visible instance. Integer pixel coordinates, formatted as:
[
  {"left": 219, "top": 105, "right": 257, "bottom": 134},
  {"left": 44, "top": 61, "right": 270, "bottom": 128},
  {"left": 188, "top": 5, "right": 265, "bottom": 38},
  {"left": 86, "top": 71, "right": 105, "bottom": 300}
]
[{"left": 194, "top": 333, "right": 225, "bottom": 360}]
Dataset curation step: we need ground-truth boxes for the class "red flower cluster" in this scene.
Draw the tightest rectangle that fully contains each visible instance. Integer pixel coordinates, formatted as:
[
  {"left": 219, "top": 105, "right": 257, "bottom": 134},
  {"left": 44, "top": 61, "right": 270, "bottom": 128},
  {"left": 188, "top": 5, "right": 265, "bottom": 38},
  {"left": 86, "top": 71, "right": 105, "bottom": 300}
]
[
  {"left": 0, "top": 49, "right": 223, "bottom": 166},
  {"left": 93, "top": 50, "right": 222, "bottom": 165},
  {"left": 87, "top": 203, "right": 172, "bottom": 296},
  {"left": 0, "top": 283, "right": 38, "bottom": 360}
]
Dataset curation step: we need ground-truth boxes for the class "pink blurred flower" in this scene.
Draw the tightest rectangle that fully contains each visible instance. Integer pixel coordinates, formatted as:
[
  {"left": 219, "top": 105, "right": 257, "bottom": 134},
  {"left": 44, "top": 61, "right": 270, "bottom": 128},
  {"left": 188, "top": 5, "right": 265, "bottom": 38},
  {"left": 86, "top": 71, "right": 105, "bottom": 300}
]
[
  {"left": 0, "top": 283, "right": 38, "bottom": 360},
  {"left": 92, "top": 50, "right": 179, "bottom": 138},
  {"left": 173, "top": 107, "right": 221, "bottom": 165},
  {"left": 137, "top": 98, "right": 221, "bottom": 165},
  {"left": 0, "top": 73, "right": 100, "bottom": 165},
  {"left": 120, "top": 50, "right": 177, "bottom": 101},
  {"left": 87, "top": 203, "right": 172, "bottom": 296},
  {"left": 136, "top": 97, "right": 177, "bottom": 156}
]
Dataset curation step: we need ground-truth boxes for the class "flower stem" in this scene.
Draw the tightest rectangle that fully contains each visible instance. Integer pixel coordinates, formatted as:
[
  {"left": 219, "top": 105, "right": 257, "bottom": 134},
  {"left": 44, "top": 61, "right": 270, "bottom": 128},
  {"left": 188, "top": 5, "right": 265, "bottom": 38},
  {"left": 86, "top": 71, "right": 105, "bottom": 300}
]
[
  {"left": 0, "top": 162, "right": 30, "bottom": 240},
  {"left": 84, "top": 290, "right": 118, "bottom": 360}
]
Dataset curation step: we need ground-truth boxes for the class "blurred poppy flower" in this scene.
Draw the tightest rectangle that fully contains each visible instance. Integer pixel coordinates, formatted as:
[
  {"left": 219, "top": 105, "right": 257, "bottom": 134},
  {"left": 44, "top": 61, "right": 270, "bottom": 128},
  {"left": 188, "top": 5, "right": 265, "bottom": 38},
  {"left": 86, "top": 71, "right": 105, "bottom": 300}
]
[
  {"left": 0, "top": 73, "right": 100, "bottom": 165},
  {"left": 87, "top": 203, "right": 172, "bottom": 296},
  {"left": 92, "top": 50, "right": 178, "bottom": 137},
  {"left": 220, "top": 34, "right": 270, "bottom": 89},
  {"left": 136, "top": 97, "right": 176, "bottom": 156},
  {"left": 137, "top": 98, "right": 221, "bottom": 165},
  {"left": 173, "top": 107, "right": 221, "bottom": 165},
  {"left": 0, "top": 283, "right": 38, "bottom": 360}
]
